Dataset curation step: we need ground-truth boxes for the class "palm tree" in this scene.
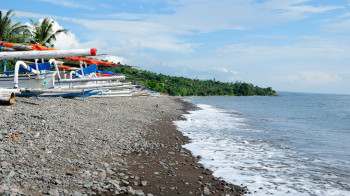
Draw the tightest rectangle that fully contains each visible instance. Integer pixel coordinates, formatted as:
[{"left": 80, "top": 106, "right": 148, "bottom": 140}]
[
  {"left": 0, "top": 10, "right": 30, "bottom": 42},
  {"left": 28, "top": 18, "right": 68, "bottom": 48}
]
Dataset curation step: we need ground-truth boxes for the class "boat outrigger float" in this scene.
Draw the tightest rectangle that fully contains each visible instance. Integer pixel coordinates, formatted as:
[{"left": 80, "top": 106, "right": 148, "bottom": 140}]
[{"left": 0, "top": 48, "right": 97, "bottom": 60}]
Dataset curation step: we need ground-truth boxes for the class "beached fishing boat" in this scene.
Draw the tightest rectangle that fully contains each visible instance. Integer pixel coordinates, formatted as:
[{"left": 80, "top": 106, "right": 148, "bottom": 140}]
[
  {"left": 1, "top": 42, "right": 162, "bottom": 98},
  {"left": 49, "top": 60, "right": 134, "bottom": 97},
  {"left": 0, "top": 48, "right": 100, "bottom": 97}
]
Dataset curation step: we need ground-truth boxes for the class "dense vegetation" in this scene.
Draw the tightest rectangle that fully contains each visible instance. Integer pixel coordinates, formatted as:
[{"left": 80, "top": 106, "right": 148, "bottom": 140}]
[{"left": 99, "top": 65, "right": 277, "bottom": 96}]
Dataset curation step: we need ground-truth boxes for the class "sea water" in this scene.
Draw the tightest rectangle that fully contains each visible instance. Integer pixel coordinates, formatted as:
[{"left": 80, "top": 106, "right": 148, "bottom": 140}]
[{"left": 174, "top": 92, "right": 350, "bottom": 195}]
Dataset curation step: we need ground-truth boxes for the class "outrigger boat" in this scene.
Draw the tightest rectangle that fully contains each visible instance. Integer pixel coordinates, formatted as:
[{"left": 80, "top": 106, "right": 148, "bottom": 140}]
[
  {"left": 0, "top": 41, "right": 163, "bottom": 98},
  {"left": 0, "top": 49, "right": 102, "bottom": 97},
  {"left": 50, "top": 61, "right": 133, "bottom": 97},
  {"left": 0, "top": 49, "right": 137, "bottom": 97}
]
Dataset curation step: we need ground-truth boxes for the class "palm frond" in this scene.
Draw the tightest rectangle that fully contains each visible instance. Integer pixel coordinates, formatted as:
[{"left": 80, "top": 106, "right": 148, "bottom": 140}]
[
  {"left": 0, "top": 10, "right": 29, "bottom": 42},
  {"left": 28, "top": 18, "right": 68, "bottom": 47}
]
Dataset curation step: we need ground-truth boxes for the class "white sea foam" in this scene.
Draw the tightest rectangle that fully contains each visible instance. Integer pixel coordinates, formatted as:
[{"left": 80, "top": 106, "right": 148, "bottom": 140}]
[{"left": 174, "top": 103, "right": 349, "bottom": 196}]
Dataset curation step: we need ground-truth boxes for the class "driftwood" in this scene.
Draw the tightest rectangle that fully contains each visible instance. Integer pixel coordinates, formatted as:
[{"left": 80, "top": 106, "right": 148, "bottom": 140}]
[{"left": 0, "top": 90, "right": 16, "bottom": 105}]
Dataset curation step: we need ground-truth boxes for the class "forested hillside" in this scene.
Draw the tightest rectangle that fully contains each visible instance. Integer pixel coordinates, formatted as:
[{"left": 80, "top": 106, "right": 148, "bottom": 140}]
[{"left": 100, "top": 66, "right": 277, "bottom": 96}]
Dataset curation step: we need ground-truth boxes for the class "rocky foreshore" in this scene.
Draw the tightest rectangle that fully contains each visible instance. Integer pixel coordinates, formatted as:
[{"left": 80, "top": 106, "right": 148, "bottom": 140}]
[{"left": 1, "top": 97, "right": 243, "bottom": 196}]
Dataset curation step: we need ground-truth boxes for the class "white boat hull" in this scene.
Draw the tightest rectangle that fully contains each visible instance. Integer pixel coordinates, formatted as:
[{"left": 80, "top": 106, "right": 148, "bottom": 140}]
[{"left": 0, "top": 73, "right": 54, "bottom": 89}]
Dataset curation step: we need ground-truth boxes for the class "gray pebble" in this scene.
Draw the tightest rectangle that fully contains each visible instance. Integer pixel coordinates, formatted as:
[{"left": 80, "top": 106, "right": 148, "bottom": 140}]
[
  {"left": 141, "top": 181, "right": 148, "bottom": 186},
  {"left": 48, "top": 188, "right": 59, "bottom": 196},
  {"left": 204, "top": 186, "right": 210, "bottom": 195}
]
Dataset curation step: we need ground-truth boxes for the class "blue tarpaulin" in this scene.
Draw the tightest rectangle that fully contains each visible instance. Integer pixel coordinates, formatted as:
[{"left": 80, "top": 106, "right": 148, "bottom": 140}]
[{"left": 97, "top": 70, "right": 118, "bottom": 75}]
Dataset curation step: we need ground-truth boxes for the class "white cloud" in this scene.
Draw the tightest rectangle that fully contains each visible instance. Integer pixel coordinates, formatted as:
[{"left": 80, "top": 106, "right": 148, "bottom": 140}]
[
  {"left": 337, "top": 12, "right": 350, "bottom": 18},
  {"left": 281, "top": 72, "right": 341, "bottom": 84},
  {"left": 151, "top": 0, "right": 342, "bottom": 33},
  {"left": 213, "top": 67, "right": 239, "bottom": 75},
  {"left": 76, "top": 19, "right": 189, "bottom": 35},
  {"left": 301, "top": 71, "right": 341, "bottom": 84},
  {"left": 263, "top": 0, "right": 343, "bottom": 13},
  {"left": 323, "top": 19, "right": 350, "bottom": 32},
  {"left": 50, "top": 21, "right": 83, "bottom": 49},
  {"left": 11, "top": 10, "right": 76, "bottom": 22},
  {"left": 214, "top": 67, "right": 228, "bottom": 73},
  {"left": 12, "top": 0, "right": 339, "bottom": 55},
  {"left": 38, "top": 0, "right": 94, "bottom": 10},
  {"left": 93, "top": 13, "right": 148, "bottom": 20},
  {"left": 285, "top": 75, "right": 300, "bottom": 82},
  {"left": 215, "top": 36, "right": 349, "bottom": 61},
  {"left": 103, "top": 56, "right": 125, "bottom": 64},
  {"left": 3, "top": 9, "right": 52, "bottom": 19},
  {"left": 230, "top": 70, "right": 239, "bottom": 75},
  {"left": 66, "top": 19, "right": 194, "bottom": 53},
  {"left": 54, "top": 32, "right": 82, "bottom": 50},
  {"left": 10, "top": 0, "right": 343, "bottom": 54}
]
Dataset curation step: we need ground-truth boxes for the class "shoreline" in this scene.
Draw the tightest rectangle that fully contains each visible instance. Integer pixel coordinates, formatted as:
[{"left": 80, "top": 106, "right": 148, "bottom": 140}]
[
  {"left": 0, "top": 96, "right": 243, "bottom": 195},
  {"left": 123, "top": 98, "right": 244, "bottom": 195}
]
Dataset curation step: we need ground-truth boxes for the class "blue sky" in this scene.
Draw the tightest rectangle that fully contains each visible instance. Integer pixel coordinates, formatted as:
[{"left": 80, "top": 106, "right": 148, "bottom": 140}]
[{"left": 2, "top": 0, "right": 350, "bottom": 94}]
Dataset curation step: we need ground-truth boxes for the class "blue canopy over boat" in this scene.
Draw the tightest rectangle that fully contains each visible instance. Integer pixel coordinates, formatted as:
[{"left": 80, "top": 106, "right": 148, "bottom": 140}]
[
  {"left": 4, "top": 62, "right": 51, "bottom": 75},
  {"left": 76, "top": 64, "right": 98, "bottom": 75}
]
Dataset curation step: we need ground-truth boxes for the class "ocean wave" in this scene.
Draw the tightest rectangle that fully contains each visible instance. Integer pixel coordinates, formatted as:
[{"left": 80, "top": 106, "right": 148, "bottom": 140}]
[{"left": 174, "top": 101, "right": 349, "bottom": 196}]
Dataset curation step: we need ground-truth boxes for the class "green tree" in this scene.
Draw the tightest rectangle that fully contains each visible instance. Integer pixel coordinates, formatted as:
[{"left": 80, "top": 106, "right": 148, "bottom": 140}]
[
  {"left": 97, "top": 64, "right": 278, "bottom": 97},
  {"left": 146, "top": 80, "right": 158, "bottom": 89},
  {"left": 0, "top": 10, "right": 29, "bottom": 42},
  {"left": 28, "top": 18, "right": 68, "bottom": 47},
  {"left": 238, "top": 82, "right": 253, "bottom": 96}
]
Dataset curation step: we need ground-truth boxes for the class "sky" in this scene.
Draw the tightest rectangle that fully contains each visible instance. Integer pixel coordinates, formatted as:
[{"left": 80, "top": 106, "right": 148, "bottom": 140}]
[{"left": 2, "top": 0, "right": 350, "bottom": 94}]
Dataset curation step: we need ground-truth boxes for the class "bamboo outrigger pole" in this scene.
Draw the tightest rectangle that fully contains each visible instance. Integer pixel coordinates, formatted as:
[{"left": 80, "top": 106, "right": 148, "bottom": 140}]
[{"left": 0, "top": 48, "right": 97, "bottom": 60}]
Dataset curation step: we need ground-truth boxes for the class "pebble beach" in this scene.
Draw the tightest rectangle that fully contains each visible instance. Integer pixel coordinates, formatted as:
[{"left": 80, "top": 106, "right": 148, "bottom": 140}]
[{"left": 0, "top": 97, "right": 243, "bottom": 196}]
